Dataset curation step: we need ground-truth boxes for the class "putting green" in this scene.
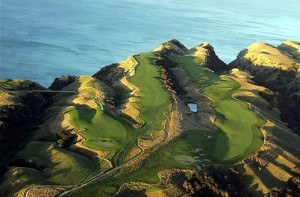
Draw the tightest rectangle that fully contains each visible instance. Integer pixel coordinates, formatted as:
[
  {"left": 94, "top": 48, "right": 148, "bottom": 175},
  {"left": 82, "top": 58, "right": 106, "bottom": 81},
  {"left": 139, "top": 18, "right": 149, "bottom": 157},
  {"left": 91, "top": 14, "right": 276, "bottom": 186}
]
[
  {"left": 172, "top": 56, "right": 264, "bottom": 164},
  {"left": 68, "top": 106, "right": 132, "bottom": 151}
]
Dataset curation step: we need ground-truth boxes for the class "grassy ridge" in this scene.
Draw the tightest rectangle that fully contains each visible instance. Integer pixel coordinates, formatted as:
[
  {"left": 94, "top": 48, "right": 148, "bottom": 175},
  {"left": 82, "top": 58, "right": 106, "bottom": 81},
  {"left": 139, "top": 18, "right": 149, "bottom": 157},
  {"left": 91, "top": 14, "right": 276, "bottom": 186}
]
[{"left": 172, "top": 56, "right": 264, "bottom": 163}]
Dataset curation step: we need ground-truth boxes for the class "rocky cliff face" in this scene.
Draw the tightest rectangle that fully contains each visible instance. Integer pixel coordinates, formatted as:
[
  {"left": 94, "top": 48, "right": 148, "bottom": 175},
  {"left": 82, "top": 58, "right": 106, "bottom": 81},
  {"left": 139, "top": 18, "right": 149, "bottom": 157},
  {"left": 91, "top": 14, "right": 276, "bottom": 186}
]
[
  {"left": 189, "top": 42, "right": 228, "bottom": 72},
  {"left": 49, "top": 75, "right": 77, "bottom": 90},
  {"left": 229, "top": 41, "right": 300, "bottom": 133},
  {"left": 153, "top": 39, "right": 189, "bottom": 55}
]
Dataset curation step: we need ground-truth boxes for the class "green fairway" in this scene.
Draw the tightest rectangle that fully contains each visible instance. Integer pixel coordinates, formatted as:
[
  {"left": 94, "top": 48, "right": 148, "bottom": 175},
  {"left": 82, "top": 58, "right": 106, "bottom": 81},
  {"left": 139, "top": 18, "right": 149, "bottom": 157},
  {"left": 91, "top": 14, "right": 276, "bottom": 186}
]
[
  {"left": 67, "top": 106, "right": 132, "bottom": 150},
  {"left": 128, "top": 53, "right": 172, "bottom": 136},
  {"left": 172, "top": 56, "right": 264, "bottom": 164}
]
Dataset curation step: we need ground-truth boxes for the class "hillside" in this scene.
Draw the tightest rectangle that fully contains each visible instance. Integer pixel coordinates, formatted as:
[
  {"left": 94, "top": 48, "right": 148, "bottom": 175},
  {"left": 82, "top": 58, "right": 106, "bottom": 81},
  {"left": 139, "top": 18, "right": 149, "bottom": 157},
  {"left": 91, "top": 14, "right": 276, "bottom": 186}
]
[
  {"left": 229, "top": 41, "right": 300, "bottom": 133},
  {"left": 0, "top": 40, "right": 299, "bottom": 197}
]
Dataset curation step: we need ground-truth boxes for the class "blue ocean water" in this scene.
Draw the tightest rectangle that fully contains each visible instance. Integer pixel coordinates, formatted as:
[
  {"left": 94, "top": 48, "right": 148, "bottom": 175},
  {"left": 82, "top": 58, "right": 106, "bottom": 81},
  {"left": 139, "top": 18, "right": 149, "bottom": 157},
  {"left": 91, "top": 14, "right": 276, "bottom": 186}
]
[{"left": 1, "top": 0, "right": 300, "bottom": 87}]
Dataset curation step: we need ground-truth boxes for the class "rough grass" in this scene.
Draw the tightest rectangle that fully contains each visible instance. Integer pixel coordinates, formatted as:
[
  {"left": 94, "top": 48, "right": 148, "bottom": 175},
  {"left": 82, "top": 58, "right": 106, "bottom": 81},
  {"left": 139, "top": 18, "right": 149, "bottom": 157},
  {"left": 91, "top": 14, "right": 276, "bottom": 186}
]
[
  {"left": 1, "top": 167, "right": 44, "bottom": 195},
  {"left": 172, "top": 56, "right": 264, "bottom": 164},
  {"left": 15, "top": 141, "right": 98, "bottom": 185}
]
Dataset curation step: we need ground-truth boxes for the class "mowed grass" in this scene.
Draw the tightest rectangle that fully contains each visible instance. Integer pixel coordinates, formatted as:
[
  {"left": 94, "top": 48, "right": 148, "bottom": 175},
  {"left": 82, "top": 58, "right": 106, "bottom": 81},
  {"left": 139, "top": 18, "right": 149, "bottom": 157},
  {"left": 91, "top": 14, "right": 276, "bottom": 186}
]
[
  {"left": 172, "top": 56, "right": 264, "bottom": 164},
  {"left": 67, "top": 106, "right": 132, "bottom": 151},
  {"left": 128, "top": 53, "right": 172, "bottom": 136},
  {"left": 63, "top": 76, "right": 133, "bottom": 151}
]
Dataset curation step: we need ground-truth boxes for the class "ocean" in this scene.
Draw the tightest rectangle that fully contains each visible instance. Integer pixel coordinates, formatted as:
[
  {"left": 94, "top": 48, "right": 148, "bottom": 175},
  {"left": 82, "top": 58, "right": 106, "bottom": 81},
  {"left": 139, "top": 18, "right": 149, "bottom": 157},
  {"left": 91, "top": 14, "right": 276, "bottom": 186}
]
[{"left": 1, "top": 0, "right": 300, "bottom": 87}]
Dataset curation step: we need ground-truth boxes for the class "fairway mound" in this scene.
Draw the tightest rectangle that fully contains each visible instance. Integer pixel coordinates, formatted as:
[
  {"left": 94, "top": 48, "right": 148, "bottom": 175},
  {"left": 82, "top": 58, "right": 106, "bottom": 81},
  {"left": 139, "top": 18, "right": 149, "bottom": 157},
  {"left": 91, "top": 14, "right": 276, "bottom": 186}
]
[
  {"left": 91, "top": 139, "right": 117, "bottom": 148},
  {"left": 174, "top": 155, "right": 196, "bottom": 166}
]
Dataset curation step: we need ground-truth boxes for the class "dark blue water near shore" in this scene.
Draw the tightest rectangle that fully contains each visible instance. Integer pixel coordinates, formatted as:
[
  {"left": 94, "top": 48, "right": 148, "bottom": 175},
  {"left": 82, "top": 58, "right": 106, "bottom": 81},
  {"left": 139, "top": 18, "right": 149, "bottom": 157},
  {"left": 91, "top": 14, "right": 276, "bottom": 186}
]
[{"left": 1, "top": 0, "right": 300, "bottom": 86}]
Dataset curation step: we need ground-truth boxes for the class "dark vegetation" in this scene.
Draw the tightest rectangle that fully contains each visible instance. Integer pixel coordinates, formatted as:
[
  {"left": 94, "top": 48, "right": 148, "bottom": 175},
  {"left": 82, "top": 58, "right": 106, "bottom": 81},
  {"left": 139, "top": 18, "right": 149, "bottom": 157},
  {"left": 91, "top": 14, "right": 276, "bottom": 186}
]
[
  {"left": 182, "top": 166, "right": 251, "bottom": 196},
  {"left": 56, "top": 130, "right": 77, "bottom": 147},
  {"left": 93, "top": 63, "right": 124, "bottom": 86},
  {"left": 49, "top": 75, "right": 77, "bottom": 90},
  {"left": 155, "top": 56, "right": 187, "bottom": 96},
  {"left": 0, "top": 92, "right": 51, "bottom": 176}
]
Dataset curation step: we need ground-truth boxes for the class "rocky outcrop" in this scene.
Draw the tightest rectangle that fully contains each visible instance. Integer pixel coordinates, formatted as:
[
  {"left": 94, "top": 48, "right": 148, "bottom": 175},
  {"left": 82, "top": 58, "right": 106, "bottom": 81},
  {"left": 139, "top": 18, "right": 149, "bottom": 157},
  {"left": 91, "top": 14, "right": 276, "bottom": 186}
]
[
  {"left": 93, "top": 63, "right": 125, "bottom": 87},
  {"left": 49, "top": 75, "right": 77, "bottom": 90},
  {"left": 229, "top": 41, "right": 300, "bottom": 133},
  {"left": 153, "top": 39, "right": 188, "bottom": 56},
  {"left": 190, "top": 42, "right": 228, "bottom": 72}
]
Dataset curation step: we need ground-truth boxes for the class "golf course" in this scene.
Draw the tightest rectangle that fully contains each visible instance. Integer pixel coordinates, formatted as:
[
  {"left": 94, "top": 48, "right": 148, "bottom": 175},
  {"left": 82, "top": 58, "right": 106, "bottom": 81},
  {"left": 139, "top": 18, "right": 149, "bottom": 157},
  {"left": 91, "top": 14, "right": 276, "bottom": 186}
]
[
  {"left": 2, "top": 40, "right": 299, "bottom": 197},
  {"left": 128, "top": 53, "right": 173, "bottom": 136}
]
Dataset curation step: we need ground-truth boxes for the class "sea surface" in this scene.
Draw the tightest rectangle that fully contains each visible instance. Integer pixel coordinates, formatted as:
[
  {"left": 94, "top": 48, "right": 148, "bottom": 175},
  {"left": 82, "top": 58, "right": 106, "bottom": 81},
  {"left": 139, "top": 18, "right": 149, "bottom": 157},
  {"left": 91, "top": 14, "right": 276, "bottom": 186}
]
[{"left": 1, "top": 0, "right": 300, "bottom": 87}]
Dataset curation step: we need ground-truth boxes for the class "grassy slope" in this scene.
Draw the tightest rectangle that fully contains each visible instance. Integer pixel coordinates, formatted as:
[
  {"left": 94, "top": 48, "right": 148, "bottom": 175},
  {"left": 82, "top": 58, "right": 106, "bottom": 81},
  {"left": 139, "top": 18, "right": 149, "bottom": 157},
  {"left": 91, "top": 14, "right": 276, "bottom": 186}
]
[
  {"left": 15, "top": 141, "right": 98, "bottom": 185},
  {"left": 0, "top": 79, "right": 21, "bottom": 89},
  {"left": 172, "top": 56, "right": 264, "bottom": 164}
]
